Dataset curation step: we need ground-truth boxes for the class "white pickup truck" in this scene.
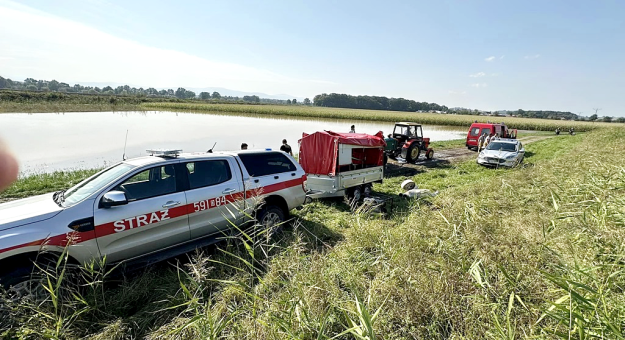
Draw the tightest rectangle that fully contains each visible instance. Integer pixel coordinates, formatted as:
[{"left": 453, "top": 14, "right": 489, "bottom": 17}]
[{"left": 0, "top": 149, "right": 307, "bottom": 289}]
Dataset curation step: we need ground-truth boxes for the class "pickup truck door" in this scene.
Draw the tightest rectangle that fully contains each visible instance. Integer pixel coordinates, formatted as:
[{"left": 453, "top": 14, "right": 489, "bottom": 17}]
[
  {"left": 93, "top": 163, "right": 189, "bottom": 263},
  {"left": 237, "top": 152, "right": 303, "bottom": 211},
  {"left": 183, "top": 159, "right": 245, "bottom": 239}
]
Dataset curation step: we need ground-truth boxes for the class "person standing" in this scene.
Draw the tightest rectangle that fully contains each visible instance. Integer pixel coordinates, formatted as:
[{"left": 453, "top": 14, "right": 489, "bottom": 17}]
[
  {"left": 349, "top": 125, "right": 356, "bottom": 133},
  {"left": 280, "top": 139, "right": 293, "bottom": 156},
  {"left": 477, "top": 132, "right": 486, "bottom": 151},
  {"left": 485, "top": 133, "right": 493, "bottom": 147}
]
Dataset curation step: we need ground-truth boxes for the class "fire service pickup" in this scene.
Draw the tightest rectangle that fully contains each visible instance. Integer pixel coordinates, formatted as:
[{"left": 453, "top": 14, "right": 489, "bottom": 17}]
[{"left": 0, "top": 149, "right": 307, "bottom": 289}]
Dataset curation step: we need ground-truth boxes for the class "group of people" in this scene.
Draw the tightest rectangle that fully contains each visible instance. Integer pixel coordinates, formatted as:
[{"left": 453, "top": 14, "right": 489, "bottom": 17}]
[
  {"left": 477, "top": 132, "right": 500, "bottom": 151},
  {"left": 239, "top": 140, "right": 293, "bottom": 156},
  {"left": 239, "top": 124, "right": 358, "bottom": 157},
  {"left": 555, "top": 127, "right": 575, "bottom": 135}
]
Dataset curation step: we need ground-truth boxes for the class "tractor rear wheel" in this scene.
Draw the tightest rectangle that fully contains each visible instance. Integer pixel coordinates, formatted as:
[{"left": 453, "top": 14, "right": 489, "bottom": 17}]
[{"left": 406, "top": 144, "right": 420, "bottom": 163}]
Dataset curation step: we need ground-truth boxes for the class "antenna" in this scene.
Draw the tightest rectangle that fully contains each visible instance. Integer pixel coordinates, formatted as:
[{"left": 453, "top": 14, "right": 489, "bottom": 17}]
[
  {"left": 207, "top": 142, "right": 217, "bottom": 153},
  {"left": 122, "top": 130, "right": 129, "bottom": 160}
]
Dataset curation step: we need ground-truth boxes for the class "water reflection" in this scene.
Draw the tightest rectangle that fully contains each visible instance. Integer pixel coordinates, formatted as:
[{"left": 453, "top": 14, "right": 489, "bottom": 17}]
[{"left": 0, "top": 111, "right": 466, "bottom": 175}]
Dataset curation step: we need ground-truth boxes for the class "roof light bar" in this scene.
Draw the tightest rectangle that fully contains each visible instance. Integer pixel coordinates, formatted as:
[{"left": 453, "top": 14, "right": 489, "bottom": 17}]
[{"left": 146, "top": 149, "right": 182, "bottom": 157}]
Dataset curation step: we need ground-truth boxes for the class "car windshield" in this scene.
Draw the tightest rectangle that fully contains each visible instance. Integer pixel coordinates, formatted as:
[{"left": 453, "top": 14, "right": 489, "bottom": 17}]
[
  {"left": 486, "top": 142, "right": 517, "bottom": 152},
  {"left": 63, "top": 163, "right": 135, "bottom": 206}
]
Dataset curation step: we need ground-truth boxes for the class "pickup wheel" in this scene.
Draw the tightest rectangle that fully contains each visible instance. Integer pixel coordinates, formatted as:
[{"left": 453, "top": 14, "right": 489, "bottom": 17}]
[
  {"left": 257, "top": 205, "right": 285, "bottom": 239},
  {"left": 1, "top": 255, "right": 75, "bottom": 300}
]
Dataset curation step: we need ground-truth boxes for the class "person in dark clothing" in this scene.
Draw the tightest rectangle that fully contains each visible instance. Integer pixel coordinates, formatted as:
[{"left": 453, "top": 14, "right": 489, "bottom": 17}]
[
  {"left": 241, "top": 143, "right": 248, "bottom": 150},
  {"left": 280, "top": 139, "right": 293, "bottom": 156}
]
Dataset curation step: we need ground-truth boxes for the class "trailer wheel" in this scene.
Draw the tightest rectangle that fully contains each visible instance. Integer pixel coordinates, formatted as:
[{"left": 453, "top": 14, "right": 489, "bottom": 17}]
[
  {"left": 363, "top": 184, "right": 373, "bottom": 197},
  {"left": 346, "top": 186, "right": 363, "bottom": 203}
]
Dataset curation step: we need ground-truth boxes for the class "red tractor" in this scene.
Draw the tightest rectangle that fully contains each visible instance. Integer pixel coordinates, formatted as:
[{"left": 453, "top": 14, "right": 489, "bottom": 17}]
[{"left": 385, "top": 122, "right": 434, "bottom": 163}]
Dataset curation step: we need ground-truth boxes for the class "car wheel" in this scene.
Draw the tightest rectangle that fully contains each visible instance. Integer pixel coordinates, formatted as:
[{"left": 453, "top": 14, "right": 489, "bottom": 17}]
[
  {"left": 406, "top": 144, "right": 420, "bottom": 163},
  {"left": 256, "top": 205, "right": 285, "bottom": 240}
]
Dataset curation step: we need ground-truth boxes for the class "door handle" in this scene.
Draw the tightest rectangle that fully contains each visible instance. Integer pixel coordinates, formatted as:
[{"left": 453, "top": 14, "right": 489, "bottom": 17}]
[
  {"left": 254, "top": 179, "right": 259, "bottom": 183},
  {"left": 291, "top": 173, "right": 296, "bottom": 176},
  {"left": 162, "top": 201, "right": 180, "bottom": 208},
  {"left": 222, "top": 188, "right": 236, "bottom": 194},
  {"left": 274, "top": 176, "right": 279, "bottom": 179}
]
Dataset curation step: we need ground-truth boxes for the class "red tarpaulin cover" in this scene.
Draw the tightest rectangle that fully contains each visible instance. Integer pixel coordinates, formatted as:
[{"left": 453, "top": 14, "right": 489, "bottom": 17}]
[{"left": 298, "top": 131, "right": 386, "bottom": 176}]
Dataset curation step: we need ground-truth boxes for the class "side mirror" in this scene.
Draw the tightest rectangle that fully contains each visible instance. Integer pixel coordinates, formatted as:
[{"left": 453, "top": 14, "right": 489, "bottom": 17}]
[{"left": 101, "top": 191, "right": 128, "bottom": 208}]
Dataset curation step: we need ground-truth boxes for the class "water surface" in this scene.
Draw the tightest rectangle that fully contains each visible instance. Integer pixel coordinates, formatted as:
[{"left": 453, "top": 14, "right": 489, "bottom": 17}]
[{"left": 0, "top": 111, "right": 466, "bottom": 174}]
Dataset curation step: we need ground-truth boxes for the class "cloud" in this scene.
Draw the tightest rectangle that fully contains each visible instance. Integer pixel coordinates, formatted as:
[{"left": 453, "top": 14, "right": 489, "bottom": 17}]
[
  {"left": 469, "top": 72, "right": 486, "bottom": 78},
  {"left": 500, "top": 55, "right": 504, "bottom": 59},
  {"left": 470, "top": 83, "right": 487, "bottom": 88},
  {"left": 0, "top": 0, "right": 334, "bottom": 95},
  {"left": 484, "top": 56, "right": 496, "bottom": 62},
  {"left": 449, "top": 90, "right": 467, "bottom": 95},
  {"left": 524, "top": 54, "right": 541, "bottom": 60}
]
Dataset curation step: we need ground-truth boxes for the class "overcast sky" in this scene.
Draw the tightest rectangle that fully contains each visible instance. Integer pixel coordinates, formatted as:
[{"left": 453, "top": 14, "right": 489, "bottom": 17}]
[{"left": 1, "top": 0, "right": 623, "bottom": 116}]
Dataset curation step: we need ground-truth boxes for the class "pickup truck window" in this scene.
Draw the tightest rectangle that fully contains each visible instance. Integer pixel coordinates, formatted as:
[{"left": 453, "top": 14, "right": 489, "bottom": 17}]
[
  {"left": 114, "top": 165, "right": 178, "bottom": 201},
  {"left": 239, "top": 152, "right": 297, "bottom": 177},
  {"left": 186, "top": 160, "right": 232, "bottom": 189}
]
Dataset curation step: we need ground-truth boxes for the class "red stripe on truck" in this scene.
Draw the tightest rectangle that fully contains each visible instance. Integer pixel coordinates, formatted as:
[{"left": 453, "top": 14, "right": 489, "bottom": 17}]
[{"left": 0, "top": 176, "right": 305, "bottom": 255}]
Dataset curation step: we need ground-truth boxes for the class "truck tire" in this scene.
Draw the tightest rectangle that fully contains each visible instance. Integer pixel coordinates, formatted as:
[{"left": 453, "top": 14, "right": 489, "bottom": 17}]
[
  {"left": 406, "top": 144, "right": 420, "bottom": 163},
  {"left": 257, "top": 205, "right": 285, "bottom": 238},
  {"left": 383, "top": 153, "right": 388, "bottom": 166}
]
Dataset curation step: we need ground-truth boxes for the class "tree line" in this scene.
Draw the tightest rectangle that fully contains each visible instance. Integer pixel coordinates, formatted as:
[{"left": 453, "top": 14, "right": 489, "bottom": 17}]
[
  {"left": 0, "top": 76, "right": 308, "bottom": 105},
  {"left": 313, "top": 93, "right": 448, "bottom": 112}
]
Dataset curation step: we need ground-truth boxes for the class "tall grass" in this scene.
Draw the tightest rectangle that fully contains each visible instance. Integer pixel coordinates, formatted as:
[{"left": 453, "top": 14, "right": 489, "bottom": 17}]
[
  {"left": 142, "top": 102, "right": 620, "bottom": 132},
  {"left": 1, "top": 129, "right": 624, "bottom": 338}
]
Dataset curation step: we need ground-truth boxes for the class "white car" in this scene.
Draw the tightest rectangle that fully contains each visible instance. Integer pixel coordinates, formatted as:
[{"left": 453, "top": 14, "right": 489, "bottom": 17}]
[
  {"left": 0, "top": 149, "right": 307, "bottom": 289},
  {"left": 477, "top": 139, "right": 525, "bottom": 167}
]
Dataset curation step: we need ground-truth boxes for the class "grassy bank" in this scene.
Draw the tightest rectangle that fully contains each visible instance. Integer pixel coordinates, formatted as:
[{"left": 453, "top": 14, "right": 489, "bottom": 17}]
[
  {"left": 142, "top": 102, "right": 619, "bottom": 132},
  {"left": 2, "top": 130, "right": 625, "bottom": 339}
]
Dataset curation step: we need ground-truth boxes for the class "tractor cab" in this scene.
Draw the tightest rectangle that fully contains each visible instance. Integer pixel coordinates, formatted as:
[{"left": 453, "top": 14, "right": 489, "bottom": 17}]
[{"left": 392, "top": 122, "right": 423, "bottom": 142}]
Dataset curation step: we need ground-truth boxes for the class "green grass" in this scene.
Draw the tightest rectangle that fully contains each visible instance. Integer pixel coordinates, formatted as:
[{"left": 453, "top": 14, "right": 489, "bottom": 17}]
[
  {"left": 2, "top": 129, "right": 625, "bottom": 339},
  {"left": 142, "top": 102, "right": 621, "bottom": 132},
  {"left": 0, "top": 169, "right": 100, "bottom": 201}
]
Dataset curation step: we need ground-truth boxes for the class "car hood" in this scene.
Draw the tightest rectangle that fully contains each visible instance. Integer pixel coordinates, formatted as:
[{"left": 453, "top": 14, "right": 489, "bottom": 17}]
[
  {"left": 480, "top": 150, "right": 517, "bottom": 159},
  {"left": 0, "top": 193, "right": 64, "bottom": 231}
]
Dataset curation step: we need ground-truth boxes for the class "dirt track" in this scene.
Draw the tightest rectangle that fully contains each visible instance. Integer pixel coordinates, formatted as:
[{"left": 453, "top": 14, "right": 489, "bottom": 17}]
[{"left": 385, "top": 135, "right": 553, "bottom": 177}]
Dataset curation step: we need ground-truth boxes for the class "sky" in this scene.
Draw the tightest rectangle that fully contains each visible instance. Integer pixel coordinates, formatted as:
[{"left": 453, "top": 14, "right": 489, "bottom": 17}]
[{"left": 0, "top": 0, "right": 624, "bottom": 116}]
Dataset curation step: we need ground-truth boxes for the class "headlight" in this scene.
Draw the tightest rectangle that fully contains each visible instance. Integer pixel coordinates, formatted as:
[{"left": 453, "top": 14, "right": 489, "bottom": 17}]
[{"left": 505, "top": 155, "right": 517, "bottom": 160}]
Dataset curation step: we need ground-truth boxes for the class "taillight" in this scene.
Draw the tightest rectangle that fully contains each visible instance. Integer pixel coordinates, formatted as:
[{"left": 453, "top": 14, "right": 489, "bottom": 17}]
[{"left": 301, "top": 174, "right": 307, "bottom": 191}]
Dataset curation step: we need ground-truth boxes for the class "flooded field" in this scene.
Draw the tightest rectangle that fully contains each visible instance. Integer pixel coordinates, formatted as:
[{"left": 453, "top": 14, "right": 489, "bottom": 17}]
[{"left": 0, "top": 111, "right": 466, "bottom": 174}]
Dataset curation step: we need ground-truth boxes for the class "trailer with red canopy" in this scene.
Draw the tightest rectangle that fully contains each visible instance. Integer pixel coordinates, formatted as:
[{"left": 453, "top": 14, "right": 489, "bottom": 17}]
[{"left": 299, "top": 130, "right": 386, "bottom": 200}]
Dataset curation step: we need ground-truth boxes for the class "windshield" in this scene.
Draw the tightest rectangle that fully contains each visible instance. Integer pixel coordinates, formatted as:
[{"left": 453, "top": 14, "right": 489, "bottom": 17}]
[
  {"left": 63, "top": 163, "right": 135, "bottom": 206},
  {"left": 395, "top": 125, "right": 420, "bottom": 137},
  {"left": 486, "top": 142, "right": 517, "bottom": 152}
]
